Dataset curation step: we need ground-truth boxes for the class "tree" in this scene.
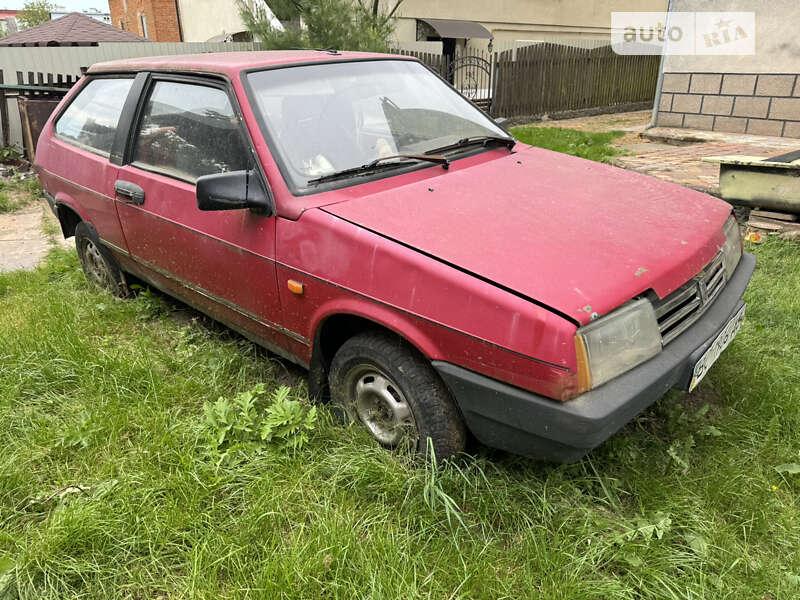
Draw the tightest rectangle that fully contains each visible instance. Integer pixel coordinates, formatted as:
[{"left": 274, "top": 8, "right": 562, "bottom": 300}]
[
  {"left": 17, "top": 0, "right": 55, "bottom": 30},
  {"left": 359, "top": 0, "right": 403, "bottom": 21},
  {"left": 263, "top": 0, "right": 303, "bottom": 22},
  {"left": 239, "top": 0, "right": 404, "bottom": 53}
]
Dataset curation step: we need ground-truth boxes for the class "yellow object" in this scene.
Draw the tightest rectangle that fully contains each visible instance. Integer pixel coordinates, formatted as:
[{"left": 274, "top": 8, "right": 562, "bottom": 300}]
[
  {"left": 287, "top": 280, "right": 305, "bottom": 295},
  {"left": 745, "top": 231, "right": 763, "bottom": 243},
  {"left": 574, "top": 335, "right": 592, "bottom": 394}
]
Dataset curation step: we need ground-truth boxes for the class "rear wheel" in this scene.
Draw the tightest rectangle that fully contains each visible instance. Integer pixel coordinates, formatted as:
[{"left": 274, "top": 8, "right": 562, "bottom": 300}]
[
  {"left": 329, "top": 331, "right": 466, "bottom": 459},
  {"left": 75, "top": 222, "right": 128, "bottom": 298}
]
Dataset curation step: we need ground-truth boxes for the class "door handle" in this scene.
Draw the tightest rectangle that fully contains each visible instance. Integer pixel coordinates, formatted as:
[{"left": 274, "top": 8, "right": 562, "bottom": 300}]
[{"left": 114, "top": 180, "right": 145, "bottom": 206}]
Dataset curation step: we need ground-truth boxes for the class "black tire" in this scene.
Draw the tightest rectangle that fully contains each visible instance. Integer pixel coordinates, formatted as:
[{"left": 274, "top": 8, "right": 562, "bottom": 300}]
[
  {"left": 75, "top": 222, "right": 129, "bottom": 298},
  {"left": 329, "top": 330, "right": 466, "bottom": 459}
]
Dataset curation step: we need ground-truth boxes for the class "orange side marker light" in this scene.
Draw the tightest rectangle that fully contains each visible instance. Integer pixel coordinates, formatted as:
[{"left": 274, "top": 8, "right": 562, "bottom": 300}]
[
  {"left": 574, "top": 335, "right": 592, "bottom": 395},
  {"left": 287, "top": 280, "right": 305, "bottom": 295}
]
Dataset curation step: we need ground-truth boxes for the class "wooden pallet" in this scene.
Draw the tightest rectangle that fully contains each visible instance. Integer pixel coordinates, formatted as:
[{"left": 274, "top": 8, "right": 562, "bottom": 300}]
[{"left": 747, "top": 209, "right": 800, "bottom": 241}]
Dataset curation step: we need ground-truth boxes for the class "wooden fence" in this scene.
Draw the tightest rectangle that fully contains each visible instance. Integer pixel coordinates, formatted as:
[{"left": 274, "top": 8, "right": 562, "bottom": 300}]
[
  {"left": 0, "top": 41, "right": 660, "bottom": 152},
  {"left": 0, "top": 41, "right": 262, "bottom": 150},
  {"left": 492, "top": 42, "right": 660, "bottom": 119},
  {"left": 0, "top": 70, "right": 76, "bottom": 157},
  {"left": 390, "top": 49, "right": 447, "bottom": 77}
]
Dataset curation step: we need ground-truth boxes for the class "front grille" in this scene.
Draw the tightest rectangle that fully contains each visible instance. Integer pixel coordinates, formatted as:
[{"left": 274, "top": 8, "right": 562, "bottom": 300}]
[{"left": 652, "top": 252, "right": 726, "bottom": 345}]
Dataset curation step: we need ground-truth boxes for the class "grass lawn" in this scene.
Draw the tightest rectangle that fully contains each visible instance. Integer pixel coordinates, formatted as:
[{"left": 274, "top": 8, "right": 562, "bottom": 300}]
[
  {"left": 0, "top": 176, "right": 42, "bottom": 214},
  {"left": 510, "top": 126, "right": 625, "bottom": 163},
  {"left": 1, "top": 134, "right": 799, "bottom": 598}
]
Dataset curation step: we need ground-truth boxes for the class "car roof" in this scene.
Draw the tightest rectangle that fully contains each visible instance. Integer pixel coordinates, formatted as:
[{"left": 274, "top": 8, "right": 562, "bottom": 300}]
[{"left": 87, "top": 50, "right": 410, "bottom": 77}]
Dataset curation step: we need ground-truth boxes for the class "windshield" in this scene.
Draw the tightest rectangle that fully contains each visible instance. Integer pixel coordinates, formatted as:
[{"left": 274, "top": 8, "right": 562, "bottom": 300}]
[{"left": 246, "top": 59, "right": 507, "bottom": 191}]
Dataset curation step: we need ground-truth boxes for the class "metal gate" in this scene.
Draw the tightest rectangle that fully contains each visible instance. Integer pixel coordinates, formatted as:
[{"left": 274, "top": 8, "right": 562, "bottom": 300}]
[{"left": 447, "top": 54, "right": 494, "bottom": 112}]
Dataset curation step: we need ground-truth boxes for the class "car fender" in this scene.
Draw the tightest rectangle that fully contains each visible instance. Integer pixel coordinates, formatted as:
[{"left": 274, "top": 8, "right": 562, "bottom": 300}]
[
  {"left": 53, "top": 193, "right": 88, "bottom": 222},
  {"left": 310, "top": 295, "right": 444, "bottom": 361}
]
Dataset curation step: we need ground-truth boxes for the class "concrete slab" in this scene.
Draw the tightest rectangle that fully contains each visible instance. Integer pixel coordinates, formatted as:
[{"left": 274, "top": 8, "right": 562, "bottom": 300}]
[
  {"left": 618, "top": 142, "right": 676, "bottom": 154},
  {"left": 0, "top": 201, "right": 72, "bottom": 273},
  {"left": 613, "top": 128, "right": 800, "bottom": 196},
  {"left": 642, "top": 127, "right": 800, "bottom": 150}
]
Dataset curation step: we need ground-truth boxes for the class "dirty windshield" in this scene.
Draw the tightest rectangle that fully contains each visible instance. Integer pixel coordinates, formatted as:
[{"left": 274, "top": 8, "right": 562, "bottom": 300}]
[{"left": 246, "top": 59, "right": 507, "bottom": 190}]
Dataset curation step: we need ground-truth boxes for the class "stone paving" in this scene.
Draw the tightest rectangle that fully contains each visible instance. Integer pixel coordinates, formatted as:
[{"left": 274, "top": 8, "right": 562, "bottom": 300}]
[
  {"left": 526, "top": 110, "right": 800, "bottom": 196},
  {"left": 616, "top": 127, "right": 800, "bottom": 196}
]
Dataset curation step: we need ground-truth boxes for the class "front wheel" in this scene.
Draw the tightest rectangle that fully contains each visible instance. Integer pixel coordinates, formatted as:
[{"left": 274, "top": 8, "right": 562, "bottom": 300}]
[{"left": 329, "top": 331, "right": 466, "bottom": 459}]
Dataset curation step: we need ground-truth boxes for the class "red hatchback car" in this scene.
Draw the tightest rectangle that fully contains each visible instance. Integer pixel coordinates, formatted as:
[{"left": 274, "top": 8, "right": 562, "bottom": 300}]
[{"left": 35, "top": 51, "right": 754, "bottom": 462}]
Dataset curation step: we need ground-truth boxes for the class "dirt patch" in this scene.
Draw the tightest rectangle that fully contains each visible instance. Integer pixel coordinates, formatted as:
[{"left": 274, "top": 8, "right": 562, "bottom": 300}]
[
  {"left": 0, "top": 200, "right": 72, "bottom": 272},
  {"left": 522, "top": 110, "right": 652, "bottom": 146},
  {"left": 674, "top": 385, "right": 722, "bottom": 413}
]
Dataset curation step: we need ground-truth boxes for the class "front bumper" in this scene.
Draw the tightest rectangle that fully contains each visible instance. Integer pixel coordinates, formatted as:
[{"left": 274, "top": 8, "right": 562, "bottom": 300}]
[{"left": 434, "top": 252, "right": 756, "bottom": 463}]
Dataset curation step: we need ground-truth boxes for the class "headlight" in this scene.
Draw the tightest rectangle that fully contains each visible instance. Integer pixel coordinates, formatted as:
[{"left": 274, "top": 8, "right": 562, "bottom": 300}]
[
  {"left": 575, "top": 298, "right": 662, "bottom": 391},
  {"left": 721, "top": 214, "right": 742, "bottom": 279}
]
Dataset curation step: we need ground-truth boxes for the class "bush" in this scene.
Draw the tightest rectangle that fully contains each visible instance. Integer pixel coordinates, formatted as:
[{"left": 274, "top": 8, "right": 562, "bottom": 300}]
[{"left": 0, "top": 145, "right": 23, "bottom": 164}]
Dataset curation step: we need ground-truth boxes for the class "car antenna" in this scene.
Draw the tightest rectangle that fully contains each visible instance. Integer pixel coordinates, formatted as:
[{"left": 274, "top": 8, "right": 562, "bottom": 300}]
[{"left": 290, "top": 47, "right": 341, "bottom": 55}]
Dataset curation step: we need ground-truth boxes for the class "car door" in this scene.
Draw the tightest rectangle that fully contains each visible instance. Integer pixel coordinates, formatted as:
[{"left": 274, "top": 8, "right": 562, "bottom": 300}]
[{"left": 114, "top": 74, "right": 299, "bottom": 356}]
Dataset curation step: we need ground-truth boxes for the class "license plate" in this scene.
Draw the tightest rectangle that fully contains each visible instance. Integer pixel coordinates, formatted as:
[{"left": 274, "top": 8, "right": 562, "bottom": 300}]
[{"left": 689, "top": 304, "right": 746, "bottom": 391}]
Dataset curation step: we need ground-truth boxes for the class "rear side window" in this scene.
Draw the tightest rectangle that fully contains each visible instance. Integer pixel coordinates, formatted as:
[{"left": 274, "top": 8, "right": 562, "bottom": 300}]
[
  {"left": 55, "top": 77, "right": 134, "bottom": 156},
  {"left": 132, "top": 81, "right": 249, "bottom": 182}
]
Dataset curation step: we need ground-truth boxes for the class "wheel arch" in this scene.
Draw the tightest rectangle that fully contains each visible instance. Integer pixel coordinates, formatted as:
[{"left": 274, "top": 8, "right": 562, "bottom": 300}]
[
  {"left": 53, "top": 196, "right": 87, "bottom": 238},
  {"left": 307, "top": 305, "right": 442, "bottom": 400}
]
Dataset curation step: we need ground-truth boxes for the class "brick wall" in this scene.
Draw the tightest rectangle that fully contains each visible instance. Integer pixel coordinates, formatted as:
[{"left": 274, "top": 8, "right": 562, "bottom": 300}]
[
  {"left": 108, "top": 0, "right": 181, "bottom": 42},
  {"left": 657, "top": 72, "right": 800, "bottom": 138}
]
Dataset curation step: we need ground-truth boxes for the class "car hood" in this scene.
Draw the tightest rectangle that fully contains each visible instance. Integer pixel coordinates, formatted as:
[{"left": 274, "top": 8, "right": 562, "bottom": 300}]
[{"left": 322, "top": 145, "right": 732, "bottom": 325}]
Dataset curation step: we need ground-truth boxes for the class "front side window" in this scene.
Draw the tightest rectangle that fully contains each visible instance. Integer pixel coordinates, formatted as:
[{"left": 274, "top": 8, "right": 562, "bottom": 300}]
[
  {"left": 246, "top": 60, "right": 507, "bottom": 191},
  {"left": 132, "top": 81, "right": 250, "bottom": 182},
  {"left": 55, "top": 77, "right": 134, "bottom": 156}
]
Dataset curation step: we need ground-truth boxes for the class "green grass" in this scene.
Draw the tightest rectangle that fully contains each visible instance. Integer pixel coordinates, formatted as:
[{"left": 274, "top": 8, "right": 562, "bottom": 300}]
[
  {"left": 1, "top": 238, "right": 799, "bottom": 598},
  {"left": 1, "top": 157, "right": 799, "bottom": 598},
  {"left": 0, "top": 176, "right": 42, "bottom": 214},
  {"left": 511, "top": 126, "right": 625, "bottom": 163}
]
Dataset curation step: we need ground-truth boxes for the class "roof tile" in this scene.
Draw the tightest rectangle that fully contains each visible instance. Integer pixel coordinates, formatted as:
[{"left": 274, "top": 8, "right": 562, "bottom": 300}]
[{"left": 0, "top": 12, "right": 146, "bottom": 46}]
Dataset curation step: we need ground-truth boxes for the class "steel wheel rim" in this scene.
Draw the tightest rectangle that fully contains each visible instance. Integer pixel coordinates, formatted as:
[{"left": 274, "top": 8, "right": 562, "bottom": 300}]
[
  {"left": 81, "top": 239, "right": 113, "bottom": 290},
  {"left": 344, "top": 364, "right": 418, "bottom": 448}
]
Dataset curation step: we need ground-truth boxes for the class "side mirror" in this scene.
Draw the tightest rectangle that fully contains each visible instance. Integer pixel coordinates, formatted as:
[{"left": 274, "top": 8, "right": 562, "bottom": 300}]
[
  {"left": 196, "top": 170, "right": 270, "bottom": 212},
  {"left": 494, "top": 117, "right": 511, "bottom": 133}
]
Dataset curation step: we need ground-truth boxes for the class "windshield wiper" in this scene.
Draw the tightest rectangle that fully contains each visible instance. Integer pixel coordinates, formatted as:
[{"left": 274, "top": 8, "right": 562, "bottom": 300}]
[
  {"left": 307, "top": 154, "right": 449, "bottom": 186},
  {"left": 425, "top": 135, "right": 516, "bottom": 156}
]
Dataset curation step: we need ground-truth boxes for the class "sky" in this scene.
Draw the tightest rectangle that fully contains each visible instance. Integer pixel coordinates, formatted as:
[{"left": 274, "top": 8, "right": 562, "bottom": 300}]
[{"left": 2, "top": 1, "right": 109, "bottom": 12}]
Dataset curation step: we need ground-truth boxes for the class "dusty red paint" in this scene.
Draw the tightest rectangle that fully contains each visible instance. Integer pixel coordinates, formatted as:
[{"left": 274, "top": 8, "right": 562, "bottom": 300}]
[
  {"left": 86, "top": 50, "right": 393, "bottom": 78},
  {"left": 323, "top": 145, "right": 732, "bottom": 325},
  {"left": 35, "top": 51, "right": 733, "bottom": 402}
]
